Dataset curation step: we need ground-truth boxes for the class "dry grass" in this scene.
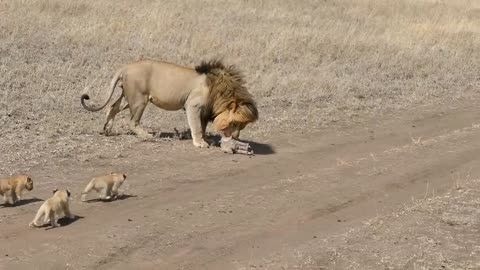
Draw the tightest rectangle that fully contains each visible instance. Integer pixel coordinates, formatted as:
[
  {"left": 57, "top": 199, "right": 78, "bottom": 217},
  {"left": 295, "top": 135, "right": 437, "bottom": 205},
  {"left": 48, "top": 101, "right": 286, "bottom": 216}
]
[
  {"left": 2, "top": 0, "right": 479, "bottom": 127},
  {"left": 0, "top": 0, "right": 480, "bottom": 180},
  {"left": 0, "top": 0, "right": 479, "bottom": 172}
]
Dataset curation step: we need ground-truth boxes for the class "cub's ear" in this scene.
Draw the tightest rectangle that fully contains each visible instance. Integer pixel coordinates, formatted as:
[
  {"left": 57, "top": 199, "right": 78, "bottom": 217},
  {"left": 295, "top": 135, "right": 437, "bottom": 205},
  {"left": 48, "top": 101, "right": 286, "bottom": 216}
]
[
  {"left": 52, "top": 188, "right": 58, "bottom": 194},
  {"left": 26, "top": 176, "right": 33, "bottom": 183},
  {"left": 66, "top": 190, "right": 71, "bottom": 197},
  {"left": 123, "top": 174, "right": 127, "bottom": 179}
]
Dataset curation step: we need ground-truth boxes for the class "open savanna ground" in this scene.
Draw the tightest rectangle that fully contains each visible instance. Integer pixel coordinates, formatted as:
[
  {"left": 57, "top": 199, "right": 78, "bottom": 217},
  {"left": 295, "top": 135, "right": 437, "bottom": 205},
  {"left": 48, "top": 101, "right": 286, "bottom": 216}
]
[{"left": 0, "top": 0, "right": 479, "bottom": 269}]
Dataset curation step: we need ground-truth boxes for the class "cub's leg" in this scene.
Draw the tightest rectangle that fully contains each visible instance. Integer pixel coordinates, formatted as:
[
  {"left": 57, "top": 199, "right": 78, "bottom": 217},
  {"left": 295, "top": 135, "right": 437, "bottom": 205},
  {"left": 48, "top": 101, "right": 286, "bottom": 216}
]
[
  {"left": 63, "top": 204, "right": 74, "bottom": 219},
  {"left": 11, "top": 191, "right": 18, "bottom": 204},
  {"left": 14, "top": 187, "right": 23, "bottom": 202},
  {"left": 111, "top": 183, "right": 121, "bottom": 200},
  {"left": 185, "top": 103, "right": 209, "bottom": 148},
  {"left": 103, "top": 185, "right": 114, "bottom": 200},
  {"left": 97, "top": 186, "right": 110, "bottom": 200},
  {"left": 29, "top": 206, "right": 46, "bottom": 227},
  {"left": 3, "top": 189, "right": 14, "bottom": 205},
  {"left": 49, "top": 210, "right": 60, "bottom": 227}
]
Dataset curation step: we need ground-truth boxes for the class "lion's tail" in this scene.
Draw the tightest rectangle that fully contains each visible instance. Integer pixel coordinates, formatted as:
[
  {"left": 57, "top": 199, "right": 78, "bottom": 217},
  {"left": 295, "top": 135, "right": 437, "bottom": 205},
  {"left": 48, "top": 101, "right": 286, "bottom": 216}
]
[
  {"left": 80, "top": 68, "right": 123, "bottom": 112},
  {"left": 80, "top": 178, "right": 95, "bottom": 202}
]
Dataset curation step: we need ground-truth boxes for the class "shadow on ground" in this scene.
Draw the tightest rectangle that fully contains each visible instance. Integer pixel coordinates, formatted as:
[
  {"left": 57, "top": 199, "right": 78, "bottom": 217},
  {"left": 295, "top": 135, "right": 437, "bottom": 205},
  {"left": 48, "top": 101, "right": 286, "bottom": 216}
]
[
  {"left": 100, "top": 129, "right": 276, "bottom": 155},
  {"left": 83, "top": 194, "right": 137, "bottom": 203},
  {"left": 0, "top": 197, "right": 43, "bottom": 208},
  {"left": 207, "top": 134, "right": 276, "bottom": 155},
  {"left": 43, "top": 215, "right": 85, "bottom": 230},
  {"left": 31, "top": 215, "right": 85, "bottom": 230}
]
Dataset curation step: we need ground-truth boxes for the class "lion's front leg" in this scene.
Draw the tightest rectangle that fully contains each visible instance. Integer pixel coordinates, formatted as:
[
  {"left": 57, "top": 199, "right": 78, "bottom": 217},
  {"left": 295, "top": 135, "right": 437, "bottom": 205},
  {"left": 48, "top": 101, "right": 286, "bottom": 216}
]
[
  {"left": 185, "top": 104, "right": 209, "bottom": 148},
  {"left": 200, "top": 116, "right": 214, "bottom": 145}
]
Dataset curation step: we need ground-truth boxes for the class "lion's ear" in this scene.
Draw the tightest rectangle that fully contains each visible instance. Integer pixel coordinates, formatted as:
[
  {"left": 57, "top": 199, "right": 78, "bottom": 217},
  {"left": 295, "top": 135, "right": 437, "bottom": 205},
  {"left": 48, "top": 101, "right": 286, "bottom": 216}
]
[{"left": 228, "top": 102, "right": 237, "bottom": 112}]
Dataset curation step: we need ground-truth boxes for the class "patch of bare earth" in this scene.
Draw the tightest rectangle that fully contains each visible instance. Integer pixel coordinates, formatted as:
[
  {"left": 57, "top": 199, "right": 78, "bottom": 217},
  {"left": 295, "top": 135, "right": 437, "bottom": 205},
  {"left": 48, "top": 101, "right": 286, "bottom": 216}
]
[{"left": 264, "top": 178, "right": 480, "bottom": 270}]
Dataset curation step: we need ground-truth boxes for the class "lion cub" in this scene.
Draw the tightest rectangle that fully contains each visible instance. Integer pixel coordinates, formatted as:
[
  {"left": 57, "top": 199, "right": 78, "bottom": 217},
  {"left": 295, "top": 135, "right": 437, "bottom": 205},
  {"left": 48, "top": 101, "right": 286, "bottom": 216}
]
[
  {"left": 0, "top": 175, "right": 33, "bottom": 205},
  {"left": 29, "top": 189, "right": 73, "bottom": 228},
  {"left": 81, "top": 173, "right": 127, "bottom": 202}
]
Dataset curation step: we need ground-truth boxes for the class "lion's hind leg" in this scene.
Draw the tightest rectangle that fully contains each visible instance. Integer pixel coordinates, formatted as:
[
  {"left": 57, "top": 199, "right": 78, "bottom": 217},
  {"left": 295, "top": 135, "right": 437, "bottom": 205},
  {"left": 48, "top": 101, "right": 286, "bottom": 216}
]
[
  {"left": 127, "top": 95, "right": 152, "bottom": 139},
  {"left": 103, "top": 95, "right": 126, "bottom": 136}
]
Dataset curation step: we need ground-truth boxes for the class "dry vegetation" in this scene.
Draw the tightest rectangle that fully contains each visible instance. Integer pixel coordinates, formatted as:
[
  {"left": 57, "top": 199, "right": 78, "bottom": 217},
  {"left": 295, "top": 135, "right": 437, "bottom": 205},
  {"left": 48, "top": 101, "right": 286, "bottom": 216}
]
[
  {"left": 1, "top": 0, "right": 479, "bottom": 172},
  {"left": 1, "top": 0, "right": 480, "bottom": 268}
]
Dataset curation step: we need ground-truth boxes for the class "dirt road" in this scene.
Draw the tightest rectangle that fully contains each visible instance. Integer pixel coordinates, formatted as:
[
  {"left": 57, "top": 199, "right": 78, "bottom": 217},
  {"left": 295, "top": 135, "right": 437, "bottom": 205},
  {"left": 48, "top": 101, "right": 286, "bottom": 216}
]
[{"left": 1, "top": 104, "right": 480, "bottom": 270}]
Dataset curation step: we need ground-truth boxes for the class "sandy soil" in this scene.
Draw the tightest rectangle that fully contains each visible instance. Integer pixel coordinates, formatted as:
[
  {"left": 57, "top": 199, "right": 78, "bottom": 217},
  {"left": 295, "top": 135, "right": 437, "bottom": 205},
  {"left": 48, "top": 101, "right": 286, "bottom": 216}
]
[{"left": 1, "top": 103, "right": 480, "bottom": 270}]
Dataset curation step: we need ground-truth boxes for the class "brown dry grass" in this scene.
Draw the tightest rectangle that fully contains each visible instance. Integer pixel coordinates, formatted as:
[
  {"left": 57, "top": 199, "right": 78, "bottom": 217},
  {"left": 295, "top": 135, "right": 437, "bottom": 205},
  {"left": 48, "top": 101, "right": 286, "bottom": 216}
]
[
  {"left": 1, "top": 0, "right": 479, "bottom": 137},
  {"left": 1, "top": 0, "right": 478, "bottom": 186}
]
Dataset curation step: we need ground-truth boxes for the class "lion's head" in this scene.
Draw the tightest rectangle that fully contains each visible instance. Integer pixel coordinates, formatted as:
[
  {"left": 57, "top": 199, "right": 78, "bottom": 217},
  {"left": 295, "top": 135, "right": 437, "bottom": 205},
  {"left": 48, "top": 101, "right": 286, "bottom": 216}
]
[
  {"left": 23, "top": 176, "right": 33, "bottom": 191},
  {"left": 196, "top": 60, "right": 258, "bottom": 139}
]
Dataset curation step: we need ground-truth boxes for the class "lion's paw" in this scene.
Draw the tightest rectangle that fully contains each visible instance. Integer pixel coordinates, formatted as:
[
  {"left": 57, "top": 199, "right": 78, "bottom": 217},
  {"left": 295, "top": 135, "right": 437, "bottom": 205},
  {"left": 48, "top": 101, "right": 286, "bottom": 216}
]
[{"left": 193, "top": 140, "right": 210, "bottom": 148}]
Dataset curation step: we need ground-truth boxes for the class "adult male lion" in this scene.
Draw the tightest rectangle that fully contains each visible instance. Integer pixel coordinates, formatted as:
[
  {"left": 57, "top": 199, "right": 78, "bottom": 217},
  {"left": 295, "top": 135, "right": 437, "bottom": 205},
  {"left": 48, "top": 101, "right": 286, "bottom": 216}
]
[{"left": 80, "top": 59, "right": 258, "bottom": 148}]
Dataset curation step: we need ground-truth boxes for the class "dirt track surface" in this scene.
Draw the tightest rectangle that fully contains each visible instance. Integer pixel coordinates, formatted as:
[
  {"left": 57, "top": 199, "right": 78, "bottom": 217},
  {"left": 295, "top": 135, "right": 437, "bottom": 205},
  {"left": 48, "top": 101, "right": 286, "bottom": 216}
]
[{"left": 1, "top": 104, "right": 480, "bottom": 270}]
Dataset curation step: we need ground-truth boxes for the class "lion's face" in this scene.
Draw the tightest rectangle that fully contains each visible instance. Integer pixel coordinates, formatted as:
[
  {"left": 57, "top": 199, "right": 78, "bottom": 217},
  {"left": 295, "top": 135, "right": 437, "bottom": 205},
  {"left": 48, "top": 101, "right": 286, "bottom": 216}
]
[
  {"left": 212, "top": 102, "right": 256, "bottom": 139},
  {"left": 25, "top": 177, "right": 33, "bottom": 191},
  {"left": 218, "top": 121, "right": 247, "bottom": 139},
  {"left": 231, "top": 122, "right": 246, "bottom": 139}
]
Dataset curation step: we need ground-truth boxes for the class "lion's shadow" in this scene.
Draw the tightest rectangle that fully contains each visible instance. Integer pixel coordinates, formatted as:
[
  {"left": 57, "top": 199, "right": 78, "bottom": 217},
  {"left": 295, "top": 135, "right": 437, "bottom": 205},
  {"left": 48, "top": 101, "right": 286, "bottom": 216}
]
[
  {"left": 153, "top": 129, "right": 192, "bottom": 140},
  {"left": 42, "top": 215, "right": 85, "bottom": 230},
  {"left": 31, "top": 215, "right": 85, "bottom": 230},
  {"left": 209, "top": 135, "right": 275, "bottom": 155},
  {"left": 126, "top": 129, "right": 275, "bottom": 155},
  {"left": 82, "top": 194, "right": 137, "bottom": 203},
  {"left": 0, "top": 197, "right": 43, "bottom": 208}
]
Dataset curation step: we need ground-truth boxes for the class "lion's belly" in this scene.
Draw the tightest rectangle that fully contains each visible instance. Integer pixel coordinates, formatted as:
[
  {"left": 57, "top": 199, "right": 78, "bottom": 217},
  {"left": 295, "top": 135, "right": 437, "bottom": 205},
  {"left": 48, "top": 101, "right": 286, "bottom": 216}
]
[{"left": 149, "top": 95, "right": 185, "bottom": 111}]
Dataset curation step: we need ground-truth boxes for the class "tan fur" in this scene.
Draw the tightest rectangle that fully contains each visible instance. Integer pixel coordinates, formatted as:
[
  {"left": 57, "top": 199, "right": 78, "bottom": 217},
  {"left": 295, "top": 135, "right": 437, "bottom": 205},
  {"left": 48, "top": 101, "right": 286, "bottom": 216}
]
[
  {"left": 29, "top": 189, "right": 73, "bottom": 228},
  {"left": 81, "top": 173, "right": 127, "bottom": 202},
  {"left": 197, "top": 60, "right": 258, "bottom": 138},
  {"left": 0, "top": 175, "right": 33, "bottom": 205},
  {"left": 80, "top": 59, "right": 258, "bottom": 146}
]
